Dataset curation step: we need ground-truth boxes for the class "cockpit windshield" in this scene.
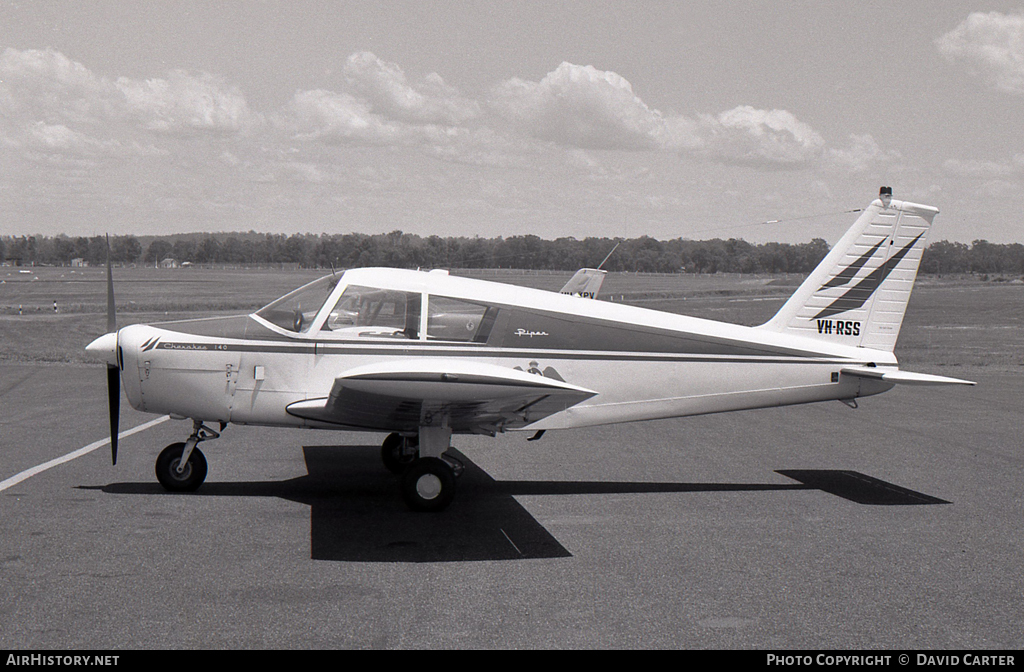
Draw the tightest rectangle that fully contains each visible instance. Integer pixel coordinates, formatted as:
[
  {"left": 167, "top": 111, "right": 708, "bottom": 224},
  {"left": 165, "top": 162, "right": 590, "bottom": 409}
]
[{"left": 254, "top": 275, "right": 338, "bottom": 333}]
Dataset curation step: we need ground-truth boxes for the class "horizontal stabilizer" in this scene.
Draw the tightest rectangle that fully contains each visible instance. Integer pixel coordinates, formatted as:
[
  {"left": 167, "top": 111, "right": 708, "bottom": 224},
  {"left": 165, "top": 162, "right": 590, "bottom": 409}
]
[
  {"left": 841, "top": 366, "right": 976, "bottom": 386},
  {"left": 287, "top": 359, "right": 596, "bottom": 432}
]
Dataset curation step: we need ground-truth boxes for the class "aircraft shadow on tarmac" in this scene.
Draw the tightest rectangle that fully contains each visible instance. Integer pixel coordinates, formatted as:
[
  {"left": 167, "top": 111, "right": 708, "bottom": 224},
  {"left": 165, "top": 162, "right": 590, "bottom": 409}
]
[{"left": 83, "top": 446, "right": 948, "bottom": 563}]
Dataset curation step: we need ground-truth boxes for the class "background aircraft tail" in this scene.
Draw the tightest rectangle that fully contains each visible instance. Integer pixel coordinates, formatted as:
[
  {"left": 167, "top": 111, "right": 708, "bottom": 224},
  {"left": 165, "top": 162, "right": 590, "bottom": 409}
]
[
  {"left": 759, "top": 188, "right": 937, "bottom": 352},
  {"left": 560, "top": 268, "right": 606, "bottom": 299}
]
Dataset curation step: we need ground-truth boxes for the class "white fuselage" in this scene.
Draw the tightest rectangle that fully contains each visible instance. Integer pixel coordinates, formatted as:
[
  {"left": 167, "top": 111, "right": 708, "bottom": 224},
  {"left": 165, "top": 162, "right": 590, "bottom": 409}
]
[{"left": 114, "top": 268, "right": 896, "bottom": 434}]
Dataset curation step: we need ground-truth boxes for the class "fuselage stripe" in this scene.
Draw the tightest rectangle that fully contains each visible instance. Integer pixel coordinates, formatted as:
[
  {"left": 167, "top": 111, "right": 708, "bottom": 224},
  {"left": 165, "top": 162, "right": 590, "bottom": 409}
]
[{"left": 154, "top": 340, "right": 858, "bottom": 365}]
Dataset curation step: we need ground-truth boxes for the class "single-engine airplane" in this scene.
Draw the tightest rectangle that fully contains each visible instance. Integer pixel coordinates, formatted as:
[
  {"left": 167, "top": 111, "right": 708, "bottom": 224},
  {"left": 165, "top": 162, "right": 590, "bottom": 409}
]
[{"left": 86, "top": 188, "right": 974, "bottom": 511}]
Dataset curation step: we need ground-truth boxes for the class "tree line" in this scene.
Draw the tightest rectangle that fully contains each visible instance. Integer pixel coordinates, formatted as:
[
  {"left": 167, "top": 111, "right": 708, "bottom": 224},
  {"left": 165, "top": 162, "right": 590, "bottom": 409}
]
[{"left": 1, "top": 231, "right": 1022, "bottom": 276}]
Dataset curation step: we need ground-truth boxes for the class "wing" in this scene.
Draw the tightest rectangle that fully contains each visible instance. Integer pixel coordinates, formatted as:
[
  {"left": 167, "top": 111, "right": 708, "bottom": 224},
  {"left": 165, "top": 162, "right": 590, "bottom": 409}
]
[{"left": 286, "top": 359, "right": 597, "bottom": 434}]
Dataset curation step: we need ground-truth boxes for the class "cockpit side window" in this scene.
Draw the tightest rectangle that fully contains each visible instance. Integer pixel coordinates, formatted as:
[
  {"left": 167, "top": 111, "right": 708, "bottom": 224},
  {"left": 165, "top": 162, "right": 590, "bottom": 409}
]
[
  {"left": 254, "top": 275, "right": 338, "bottom": 333},
  {"left": 323, "top": 285, "right": 422, "bottom": 340}
]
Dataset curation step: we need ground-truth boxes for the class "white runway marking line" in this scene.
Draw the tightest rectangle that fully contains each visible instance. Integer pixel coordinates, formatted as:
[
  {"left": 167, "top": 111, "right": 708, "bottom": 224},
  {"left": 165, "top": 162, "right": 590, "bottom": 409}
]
[{"left": 0, "top": 415, "right": 171, "bottom": 492}]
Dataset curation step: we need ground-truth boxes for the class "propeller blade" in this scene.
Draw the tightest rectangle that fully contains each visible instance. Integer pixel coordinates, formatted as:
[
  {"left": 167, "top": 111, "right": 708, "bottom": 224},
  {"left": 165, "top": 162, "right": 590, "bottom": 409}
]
[
  {"left": 104, "top": 234, "right": 119, "bottom": 465},
  {"left": 107, "top": 363, "right": 120, "bottom": 465}
]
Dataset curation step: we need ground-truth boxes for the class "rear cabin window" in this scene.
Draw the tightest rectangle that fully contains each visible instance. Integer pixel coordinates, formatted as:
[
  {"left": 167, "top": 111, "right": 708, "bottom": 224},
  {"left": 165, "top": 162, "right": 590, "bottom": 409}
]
[
  {"left": 324, "top": 285, "right": 422, "bottom": 339},
  {"left": 427, "top": 296, "right": 497, "bottom": 343}
]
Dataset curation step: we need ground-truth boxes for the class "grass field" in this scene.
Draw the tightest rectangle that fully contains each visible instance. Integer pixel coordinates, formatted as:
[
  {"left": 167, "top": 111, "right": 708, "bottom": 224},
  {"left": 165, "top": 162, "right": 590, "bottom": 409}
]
[{"left": 1, "top": 265, "right": 1021, "bottom": 368}]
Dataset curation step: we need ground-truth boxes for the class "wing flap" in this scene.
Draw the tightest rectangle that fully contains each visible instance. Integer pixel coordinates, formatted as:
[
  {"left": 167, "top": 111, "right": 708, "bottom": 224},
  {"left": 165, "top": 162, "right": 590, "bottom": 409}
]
[
  {"left": 841, "top": 366, "right": 976, "bottom": 386},
  {"left": 287, "top": 359, "right": 597, "bottom": 432}
]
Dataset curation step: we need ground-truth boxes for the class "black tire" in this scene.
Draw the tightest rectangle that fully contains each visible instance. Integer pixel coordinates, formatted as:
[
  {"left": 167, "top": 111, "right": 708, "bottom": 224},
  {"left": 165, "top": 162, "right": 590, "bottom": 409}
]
[
  {"left": 381, "top": 433, "right": 418, "bottom": 475},
  {"left": 400, "top": 457, "right": 456, "bottom": 512},
  {"left": 155, "top": 442, "right": 208, "bottom": 492}
]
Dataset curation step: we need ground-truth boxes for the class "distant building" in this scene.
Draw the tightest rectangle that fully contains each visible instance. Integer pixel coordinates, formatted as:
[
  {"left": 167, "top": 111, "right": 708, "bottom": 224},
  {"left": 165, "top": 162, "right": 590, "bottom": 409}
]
[
  {"left": 160, "top": 258, "right": 179, "bottom": 268},
  {"left": 71, "top": 258, "right": 87, "bottom": 267}
]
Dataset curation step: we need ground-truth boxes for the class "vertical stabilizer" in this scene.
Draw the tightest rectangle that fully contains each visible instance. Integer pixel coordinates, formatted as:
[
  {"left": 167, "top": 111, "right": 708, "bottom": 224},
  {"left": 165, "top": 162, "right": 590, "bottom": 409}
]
[
  {"left": 560, "top": 268, "right": 607, "bottom": 299},
  {"left": 759, "top": 188, "right": 937, "bottom": 352}
]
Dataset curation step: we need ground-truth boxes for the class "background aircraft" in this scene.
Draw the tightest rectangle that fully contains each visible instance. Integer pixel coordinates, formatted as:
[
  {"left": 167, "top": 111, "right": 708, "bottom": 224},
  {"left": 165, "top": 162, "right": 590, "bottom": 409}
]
[
  {"left": 558, "top": 242, "right": 617, "bottom": 299},
  {"left": 558, "top": 267, "right": 606, "bottom": 299},
  {"left": 86, "top": 188, "right": 973, "bottom": 511}
]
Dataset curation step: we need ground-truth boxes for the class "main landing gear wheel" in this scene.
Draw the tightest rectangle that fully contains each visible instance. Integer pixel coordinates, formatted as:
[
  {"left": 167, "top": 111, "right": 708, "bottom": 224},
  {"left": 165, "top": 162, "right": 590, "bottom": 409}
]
[
  {"left": 401, "top": 457, "right": 456, "bottom": 512},
  {"left": 381, "top": 433, "right": 419, "bottom": 475},
  {"left": 155, "top": 442, "right": 208, "bottom": 492}
]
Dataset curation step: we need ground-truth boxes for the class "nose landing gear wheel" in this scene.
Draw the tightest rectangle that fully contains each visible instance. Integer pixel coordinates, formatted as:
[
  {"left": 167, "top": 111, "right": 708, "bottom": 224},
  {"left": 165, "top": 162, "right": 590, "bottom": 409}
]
[
  {"left": 155, "top": 442, "right": 208, "bottom": 492},
  {"left": 400, "top": 457, "right": 456, "bottom": 512}
]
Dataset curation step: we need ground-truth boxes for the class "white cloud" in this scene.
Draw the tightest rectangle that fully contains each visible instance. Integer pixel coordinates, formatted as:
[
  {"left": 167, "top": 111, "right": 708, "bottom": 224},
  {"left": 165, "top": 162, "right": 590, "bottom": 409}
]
[
  {"left": 219, "top": 150, "right": 241, "bottom": 167},
  {"left": 342, "top": 52, "right": 479, "bottom": 125},
  {"left": 281, "top": 161, "right": 329, "bottom": 183},
  {"left": 937, "top": 12, "right": 1024, "bottom": 94},
  {"left": 0, "top": 47, "right": 259, "bottom": 140},
  {"left": 251, "top": 57, "right": 869, "bottom": 172},
  {"left": 28, "top": 121, "right": 93, "bottom": 150},
  {"left": 279, "top": 89, "right": 376, "bottom": 139},
  {"left": 116, "top": 70, "right": 259, "bottom": 134},
  {"left": 697, "top": 105, "right": 826, "bottom": 167},
  {"left": 0, "top": 47, "right": 120, "bottom": 126},
  {"left": 0, "top": 46, "right": 896, "bottom": 202},
  {"left": 274, "top": 52, "right": 478, "bottom": 148},
  {"left": 424, "top": 127, "right": 543, "bottom": 169},
  {"left": 656, "top": 115, "right": 703, "bottom": 152},
  {"left": 487, "top": 62, "right": 830, "bottom": 168},
  {"left": 276, "top": 88, "right": 457, "bottom": 146},
  {"left": 488, "top": 62, "right": 666, "bottom": 150},
  {"left": 826, "top": 134, "right": 901, "bottom": 172}
]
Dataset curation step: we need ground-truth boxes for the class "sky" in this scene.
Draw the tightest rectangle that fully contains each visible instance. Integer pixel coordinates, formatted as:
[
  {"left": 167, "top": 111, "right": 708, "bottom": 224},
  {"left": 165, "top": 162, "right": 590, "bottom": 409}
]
[{"left": 2, "top": 1, "right": 1024, "bottom": 245}]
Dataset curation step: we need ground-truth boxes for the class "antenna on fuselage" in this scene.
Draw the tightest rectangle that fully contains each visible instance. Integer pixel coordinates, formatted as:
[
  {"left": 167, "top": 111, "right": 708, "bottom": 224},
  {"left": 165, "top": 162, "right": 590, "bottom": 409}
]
[{"left": 597, "top": 242, "right": 619, "bottom": 270}]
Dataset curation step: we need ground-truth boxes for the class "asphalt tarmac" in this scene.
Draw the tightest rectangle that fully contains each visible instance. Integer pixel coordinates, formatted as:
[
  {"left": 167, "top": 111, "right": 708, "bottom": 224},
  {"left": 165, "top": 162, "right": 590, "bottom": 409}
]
[{"left": 1, "top": 362, "right": 1021, "bottom": 649}]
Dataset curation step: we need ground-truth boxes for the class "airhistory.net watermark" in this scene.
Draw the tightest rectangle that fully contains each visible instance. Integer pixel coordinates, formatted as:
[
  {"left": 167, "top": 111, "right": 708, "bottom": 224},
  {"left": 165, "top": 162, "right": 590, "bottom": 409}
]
[{"left": 6, "top": 655, "right": 118, "bottom": 667}]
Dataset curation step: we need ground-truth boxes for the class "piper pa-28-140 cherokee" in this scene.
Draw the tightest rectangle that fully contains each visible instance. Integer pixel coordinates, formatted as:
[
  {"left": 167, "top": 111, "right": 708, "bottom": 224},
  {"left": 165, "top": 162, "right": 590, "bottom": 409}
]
[{"left": 86, "top": 188, "right": 974, "bottom": 511}]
